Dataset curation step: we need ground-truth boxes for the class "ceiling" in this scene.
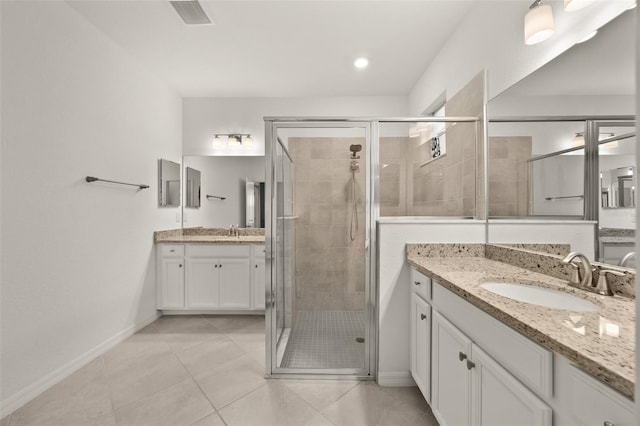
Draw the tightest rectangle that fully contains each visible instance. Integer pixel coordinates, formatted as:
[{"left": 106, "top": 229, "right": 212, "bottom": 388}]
[
  {"left": 502, "top": 9, "right": 636, "bottom": 97},
  {"left": 67, "top": 0, "right": 477, "bottom": 98}
]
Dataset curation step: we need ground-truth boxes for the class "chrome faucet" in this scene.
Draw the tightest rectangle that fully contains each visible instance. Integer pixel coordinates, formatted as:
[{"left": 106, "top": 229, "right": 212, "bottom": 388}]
[
  {"left": 229, "top": 224, "right": 235, "bottom": 236},
  {"left": 619, "top": 251, "right": 635, "bottom": 267},
  {"left": 561, "top": 252, "right": 594, "bottom": 289}
]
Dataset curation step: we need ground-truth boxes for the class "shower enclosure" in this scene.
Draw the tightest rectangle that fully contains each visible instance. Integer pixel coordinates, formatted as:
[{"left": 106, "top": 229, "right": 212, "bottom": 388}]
[
  {"left": 265, "top": 116, "right": 480, "bottom": 378},
  {"left": 265, "top": 121, "right": 374, "bottom": 377}
]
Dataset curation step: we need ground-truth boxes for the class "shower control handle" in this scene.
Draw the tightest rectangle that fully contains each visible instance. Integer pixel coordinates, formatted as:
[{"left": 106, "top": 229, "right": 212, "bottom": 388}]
[{"left": 420, "top": 313, "right": 426, "bottom": 320}]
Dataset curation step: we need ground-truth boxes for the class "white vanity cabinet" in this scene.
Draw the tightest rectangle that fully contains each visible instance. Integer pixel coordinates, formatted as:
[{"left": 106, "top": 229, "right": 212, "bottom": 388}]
[
  {"left": 431, "top": 311, "right": 551, "bottom": 426},
  {"left": 157, "top": 243, "right": 265, "bottom": 312},
  {"left": 410, "top": 269, "right": 432, "bottom": 402},
  {"left": 158, "top": 245, "right": 185, "bottom": 309},
  {"left": 252, "top": 245, "right": 266, "bottom": 309},
  {"left": 409, "top": 266, "right": 634, "bottom": 426}
]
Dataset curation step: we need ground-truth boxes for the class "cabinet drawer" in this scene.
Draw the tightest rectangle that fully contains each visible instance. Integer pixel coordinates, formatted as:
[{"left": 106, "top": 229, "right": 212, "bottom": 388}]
[
  {"left": 252, "top": 245, "right": 266, "bottom": 258},
  {"left": 161, "top": 245, "right": 184, "bottom": 257},
  {"left": 186, "top": 244, "right": 251, "bottom": 258},
  {"left": 410, "top": 268, "right": 431, "bottom": 301},
  {"left": 570, "top": 366, "right": 634, "bottom": 426},
  {"left": 433, "top": 282, "right": 553, "bottom": 399}
]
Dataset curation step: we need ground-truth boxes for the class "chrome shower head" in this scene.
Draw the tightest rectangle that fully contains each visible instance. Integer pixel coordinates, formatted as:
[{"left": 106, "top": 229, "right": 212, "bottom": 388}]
[{"left": 349, "top": 144, "right": 362, "bottom": 159}]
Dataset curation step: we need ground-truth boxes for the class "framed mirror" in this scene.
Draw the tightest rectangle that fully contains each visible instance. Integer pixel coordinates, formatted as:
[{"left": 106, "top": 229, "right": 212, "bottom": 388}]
[
  {"left": 601, "top": 166, "right": 635, "bottom": 209},
  {"left": 158, "top": 159, "right": 181, "bottom": 207},
  {"left": 185, "top": 167, "right": 202, "bottom": 208},
  {"left": 246, "top": 180, "right": 265, "bottom": 228},
  {"left": 486, "top": 10, "right": 636, "bottom": 268}
]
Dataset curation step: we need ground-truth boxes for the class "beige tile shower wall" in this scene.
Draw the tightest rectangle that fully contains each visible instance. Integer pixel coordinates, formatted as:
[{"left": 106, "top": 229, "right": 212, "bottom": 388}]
[
  {"left": 488, "top": 136, "right": 532, "bottom": 216},
  {"left": 288, "top": 137, "right": 366, "bottom": 312},
  {"left": 408, "top": 72, "right": 484, "bottom": 217}
]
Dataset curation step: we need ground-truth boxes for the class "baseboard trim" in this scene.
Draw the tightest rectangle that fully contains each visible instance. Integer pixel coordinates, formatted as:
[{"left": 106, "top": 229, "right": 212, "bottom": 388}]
[
  {"left": 161, "top": 309, "right": 265, "bottom": 315},
  {"left": 0, "top": 311, "right": 161, "bottom": 418},
  {"left": 377, "top": 371, "right": 416, "bottom": 386}
]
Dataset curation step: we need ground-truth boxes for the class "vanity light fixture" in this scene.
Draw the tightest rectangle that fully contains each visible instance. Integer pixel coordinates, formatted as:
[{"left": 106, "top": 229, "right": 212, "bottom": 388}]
[
  {"left": 213, "top": 133, "right": 254, "bottom": 147},
  {"left": 563, "top": 0, "right": 595, "bottom": 12},
  {"left": 524, "top": 0, "right": 555, "bottom": 45}
]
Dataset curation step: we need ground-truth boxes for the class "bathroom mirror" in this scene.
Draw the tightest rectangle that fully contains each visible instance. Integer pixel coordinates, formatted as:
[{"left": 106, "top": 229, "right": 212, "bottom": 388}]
[
  {"left": 158, "top": 159, "right": 181, "bottom": 207},
  {"left": 246, "top": 180, "right": 265, "bottom": 228},
  {"left": 182, "top": 156, "right": 265, "bottom": 228},
  {"left": 486, "top": 10, "right": 636, "bottom": 268},
  {"left": 601, "top": 166, "right": 635, "bottom": 209},
  {"left": 185, "top": 167, "right": 201, "bottom": 208}
]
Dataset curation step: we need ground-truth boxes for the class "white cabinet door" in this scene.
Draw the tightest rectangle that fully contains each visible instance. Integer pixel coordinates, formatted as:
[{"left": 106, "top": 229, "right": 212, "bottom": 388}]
[
  {"left": 219, "top": 258, "right": 251, "bottom": 308},
  {"left": 253, "top": 258, "right": 265, "bottom": 309},
  {"left": 471, "top": 344, "right": 551, "bottom": 426},
  {"left": 186, "top": 258, "right": 220, "bottom": 308},
  {"left": 160, "top": 258, "right": 184, "bottom": 309},
  {"left": 432, "top": 311, "right": 473, "bottom": 426},
  {"left": 410, "top": 293, "right": 430, "bottom": 402}
]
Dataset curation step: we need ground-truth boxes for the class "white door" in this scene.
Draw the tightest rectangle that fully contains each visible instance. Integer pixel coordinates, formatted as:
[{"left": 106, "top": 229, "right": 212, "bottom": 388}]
[
  {"left": 161, "top": 258, "right": 184, "bottom": 309},
  {"left": 410, "top": 293, "right": 431, "bottom": 402},
  {"left": 432, "top": 311, "right": 472, "bottom": 426},
  {"left": 186, "top": 258, "right": 220, "bottom": 308},
  {"left": 219, "top": 258, "right": 251, "bottom": 308},
  {"left": 253, "top": 258, "right": 266, "bottom": 309},
  {"left": 471, "top": 345, "right": 552, "bottom": 426}
]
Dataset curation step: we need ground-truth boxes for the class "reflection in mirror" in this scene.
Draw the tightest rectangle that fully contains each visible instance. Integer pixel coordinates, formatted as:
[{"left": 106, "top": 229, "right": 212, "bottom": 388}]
[
  {"left": 182, "top": 156, "right": 265, "bottom": 228},
  {"left": 487, "top": 10, "right": 635, "bottom": 269},
  {"left": 158, "top": 159, "right": 181, "bottom": 207},
  {"left": 185, "top": 167, "right": 201, "bottom": 208},
  {"left": 246, "top": 180, "right": 265, "bottom": 228},
  {"left": 601, "top": 166, "right": 635, "bottom": 209}
]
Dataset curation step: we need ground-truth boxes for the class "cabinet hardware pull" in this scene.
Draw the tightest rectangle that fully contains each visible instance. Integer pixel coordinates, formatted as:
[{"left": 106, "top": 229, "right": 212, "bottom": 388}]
[
  {"left": 170, "top": 249, "right": 175, "bottom": 252},
  {"left": 219, "top": 264, "right": 222, "bottom": 268},
  {"left": 179, "top": 264, "right": 182, "bottom": 268},
  {"left": 459, "top": 352, "right": 467, "bottom": 361},
  {"left": 414, "top": 281, "right": 421, "bottom": 286},
  {"left": 255, "top": 264, "right": 258, "bottom": 268},
  {"left": 604, "top": 422, "right": 615, "bottom": 426},
  {"left": 466, "top": 360, "right": 476, "bottom": 370},
  {"left": 420, "top": 313, "right": 426, "bottom": 320}
]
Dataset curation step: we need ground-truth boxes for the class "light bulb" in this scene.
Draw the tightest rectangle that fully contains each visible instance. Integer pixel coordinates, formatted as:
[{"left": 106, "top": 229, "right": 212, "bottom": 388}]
[
  {"left": 354, "top": 57, "right": 369, "bottom": 69},
  {"left": 524, "top": 4, "right": 555, "bottom": 45}
]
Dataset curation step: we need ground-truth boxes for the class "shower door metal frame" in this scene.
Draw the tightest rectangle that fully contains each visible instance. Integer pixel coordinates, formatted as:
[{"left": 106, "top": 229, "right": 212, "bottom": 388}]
[{"left": 265, "top": 119, "right": 376, "bottom": 379}]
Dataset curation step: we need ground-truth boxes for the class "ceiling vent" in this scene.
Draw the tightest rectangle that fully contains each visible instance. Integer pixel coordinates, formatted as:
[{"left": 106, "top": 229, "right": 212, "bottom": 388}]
[{"left": 170, "top": 1, "right": 213, "bottom": 25}]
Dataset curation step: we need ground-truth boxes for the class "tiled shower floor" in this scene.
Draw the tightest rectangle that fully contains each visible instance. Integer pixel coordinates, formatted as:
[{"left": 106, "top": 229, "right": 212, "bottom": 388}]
[{"left": 280, "top": 310, "right": 366, "bottom": 369}]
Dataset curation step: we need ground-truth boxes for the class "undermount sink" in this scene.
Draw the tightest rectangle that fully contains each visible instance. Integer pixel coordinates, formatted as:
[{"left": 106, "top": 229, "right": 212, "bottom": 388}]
[{"left": 481, "top": 282, "right": 598, "bottom": 312}]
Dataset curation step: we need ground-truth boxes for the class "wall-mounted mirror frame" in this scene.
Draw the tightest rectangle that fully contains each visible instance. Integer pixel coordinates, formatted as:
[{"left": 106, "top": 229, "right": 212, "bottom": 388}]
[
  {"left": 601, "top": 166, "right": 635, "bottom": 209},
  {"left": 485, "top": 9, "right": 636, "bottom": 269},
  {"left": 158, "top": 159, "right": 181, "bottom": 207},
  {"left": 185, "top": 167, "right": 201, "bottom": 208}
]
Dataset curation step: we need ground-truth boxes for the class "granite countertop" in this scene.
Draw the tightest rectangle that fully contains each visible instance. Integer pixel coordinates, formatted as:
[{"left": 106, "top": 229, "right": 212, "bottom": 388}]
[
  {"left": 154, "top": 227, "right": 265, "bottom": 244},
  {"left": 407, "top": 245, "right": 635, "bottom": 399}
]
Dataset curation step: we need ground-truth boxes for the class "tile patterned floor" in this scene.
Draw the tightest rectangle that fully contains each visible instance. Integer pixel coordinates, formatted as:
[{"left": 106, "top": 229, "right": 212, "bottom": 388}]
[
  {"left": 280, "top": 311, "right": 365, "bottom": 369},
  {"left": 2, "top": 315, "right": 439, "bottom": 426}
]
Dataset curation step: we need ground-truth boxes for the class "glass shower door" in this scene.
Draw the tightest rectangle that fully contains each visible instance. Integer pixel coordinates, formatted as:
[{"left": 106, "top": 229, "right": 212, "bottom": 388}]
[{"left": 266, "top": 121, "right": 373, "bottom": 377}]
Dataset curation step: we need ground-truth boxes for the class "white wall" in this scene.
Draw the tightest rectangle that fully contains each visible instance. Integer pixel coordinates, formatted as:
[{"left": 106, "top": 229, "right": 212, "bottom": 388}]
[
  {"left": 182, "top": 96, "right": 409, "bottom": 156},
  {"left": 0, "top": 1, "right": 182, "bottom": 414},
  {"left": 182, "top": 156, "right": 265, "bottom": 228},
  {"left": 377, "top": 220, "right": 486, "bottom": 385},
  {"left": 409, "top": 0, "right": 634, "bottom": 114}
]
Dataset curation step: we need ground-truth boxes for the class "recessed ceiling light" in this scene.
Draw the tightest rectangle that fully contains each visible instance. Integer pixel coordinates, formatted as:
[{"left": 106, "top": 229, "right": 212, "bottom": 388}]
[{"left": 354, "top": 58, "right": 369, "bottom": 69}]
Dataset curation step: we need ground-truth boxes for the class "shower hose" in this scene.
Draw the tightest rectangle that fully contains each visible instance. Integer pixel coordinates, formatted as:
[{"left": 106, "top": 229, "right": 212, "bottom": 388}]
[{"left": 350, "top": 171, "right": 358, "bottom": 242}]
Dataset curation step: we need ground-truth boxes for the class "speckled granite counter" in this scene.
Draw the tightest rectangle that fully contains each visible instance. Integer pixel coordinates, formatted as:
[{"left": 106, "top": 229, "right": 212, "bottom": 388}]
[
  {"left": 406, "top": 244, "right": 635, "bottom": 399},
  {"left": 154, "top": 227, "right": 265, "bottom": 244}
]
